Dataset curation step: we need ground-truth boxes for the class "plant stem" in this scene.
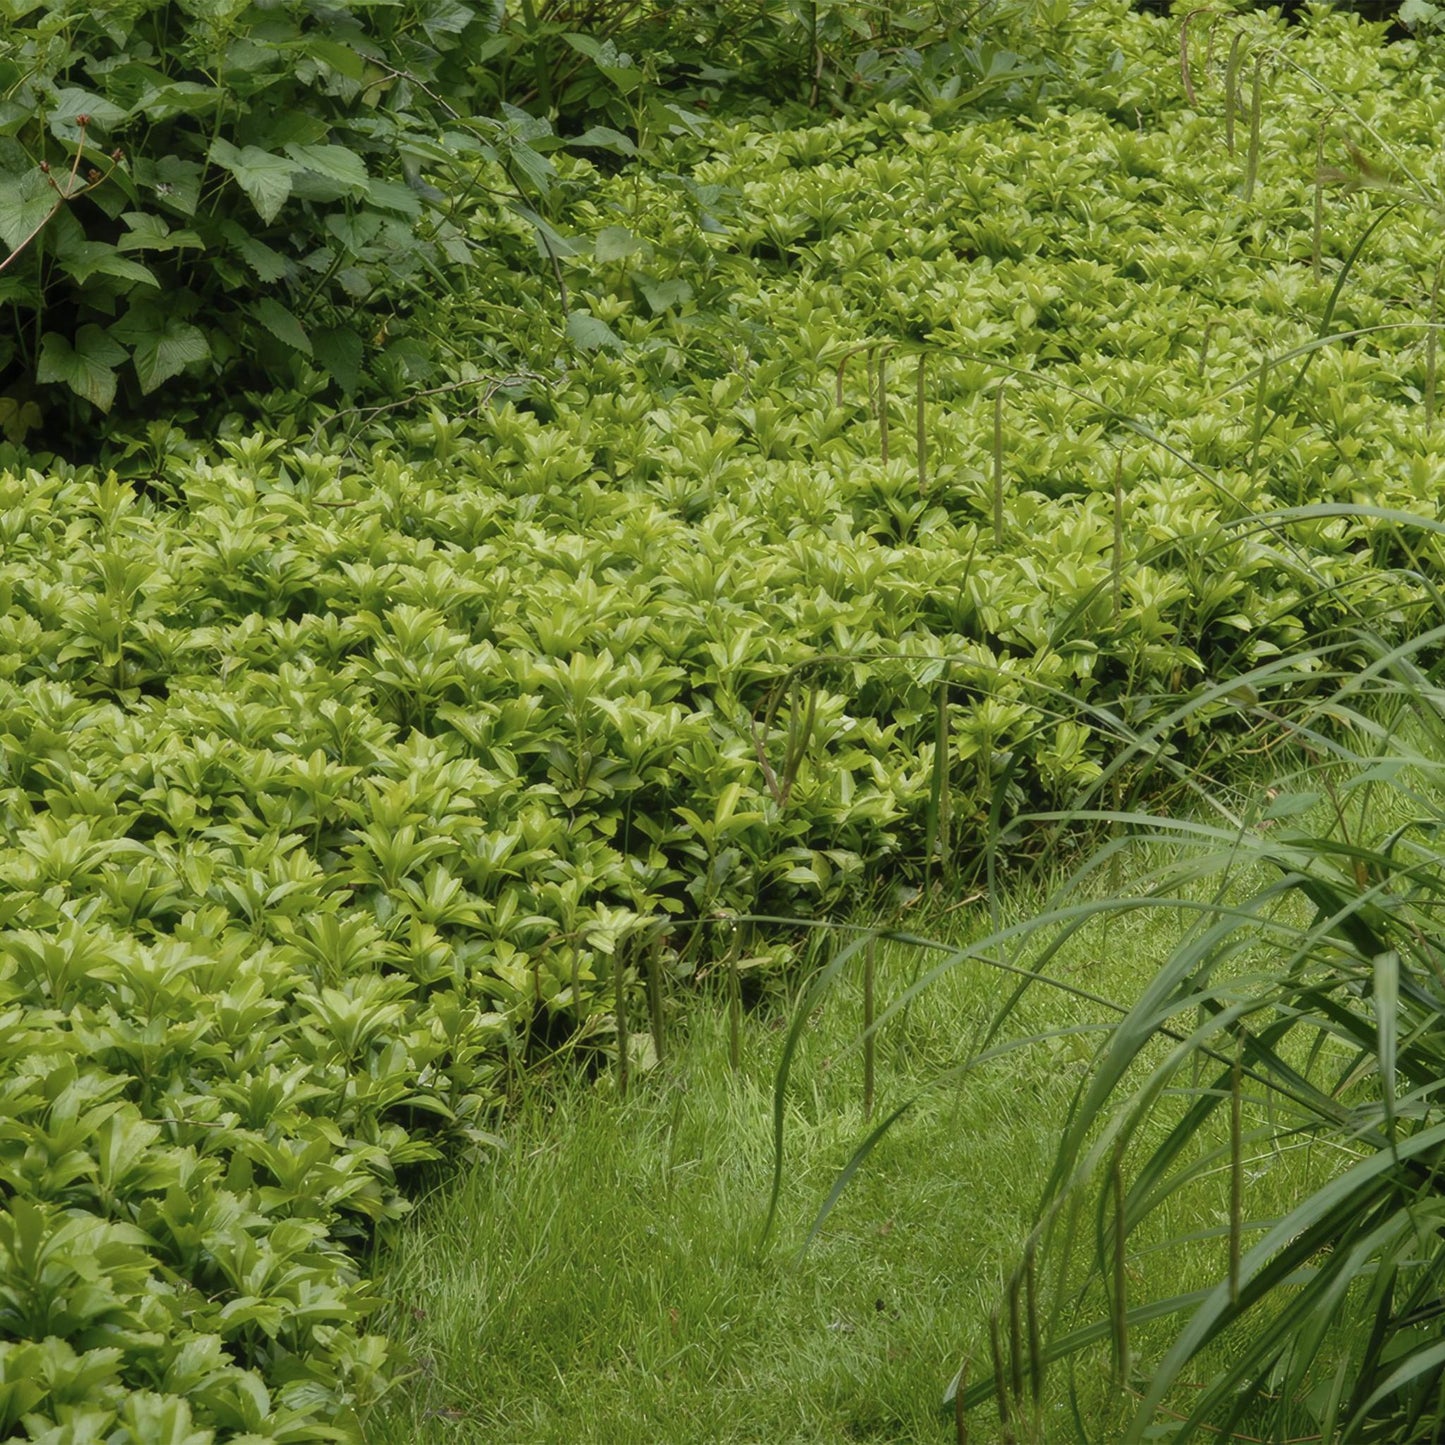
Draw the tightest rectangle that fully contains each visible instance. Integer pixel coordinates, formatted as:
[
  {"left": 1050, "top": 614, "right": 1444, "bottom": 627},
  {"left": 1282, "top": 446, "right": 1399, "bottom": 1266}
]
[
  {"left": 1426, "top": 260, "right": 1440, "bottom": 432},
  {"left": 1242, "top": 56, "right": 1262, "bottom": 202},
  {"left": 916, "top": 351, "right": 927, "bottom": 491},
  {"left": 647, "top": 932, "right": 666, "bottom": 1065},
  {"left": 615, "top": 939, "right": 630, "bottom": 1098},
  {"left": 878, "top": 347, "right": 890, "bottom": 464},
  {"left": 1224, "top": 31, "right": 1244, "bottom": 154},
  {"left": 992, "top": 383, "right": 1005, "bottom": 534},
  {"left": 862, "top": 937, "right": 876, "bottom": 1122}
]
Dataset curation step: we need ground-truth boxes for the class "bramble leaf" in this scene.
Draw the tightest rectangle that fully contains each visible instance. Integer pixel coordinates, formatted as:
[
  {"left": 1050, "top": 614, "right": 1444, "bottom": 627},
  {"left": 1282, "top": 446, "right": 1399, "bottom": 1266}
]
[
  {"left": 251, "top": 297, "right": 312, "bottom": 355},
  {"left": 37, "top": 326, "right": 125, "bottom": 410},
  {"left": 210, "top": 139, "right": 296, "bottom": 223}
]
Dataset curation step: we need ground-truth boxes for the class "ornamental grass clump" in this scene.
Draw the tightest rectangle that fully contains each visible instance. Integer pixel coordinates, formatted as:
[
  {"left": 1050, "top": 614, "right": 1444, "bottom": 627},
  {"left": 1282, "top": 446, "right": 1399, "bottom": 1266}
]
[{"left": 951, "top": 616, "right": 1445, "bottom": 1442}]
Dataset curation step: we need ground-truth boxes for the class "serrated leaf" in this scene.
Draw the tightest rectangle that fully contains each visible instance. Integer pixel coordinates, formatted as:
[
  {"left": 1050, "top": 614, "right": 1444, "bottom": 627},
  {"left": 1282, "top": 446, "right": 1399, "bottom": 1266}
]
[
  {"left": 284, "top": 143, "right": 369, "bottom": 194},
  {"left": 313, "top": 325, "right": 363, "bottom": 394},
  {"left": 505, "top": 139, "right": 555, "bottom": 198},
  {"left": 0, "top": 395, "right": 42, "bottom": 444},
  {"left": 571, "top": 126, "right": 637, "bottom": 156},
  {"left": 134, "top": 155, "right": 203, "bottom": 216},
  {"left": 37, "top": 326, "right": 126, "bottom": 411},
  {"left": 635, "top": 275, "right": 692, "bottom": 315},
  {"left": 131, "top": 317, "right": 210, "bottom": 393},
  {"left": 595, "top": 226, "right": 645, "bottom": 263},
  {"left": 54, "top": 240, "right": 158, "bottom": 288},
  {"left": 48, "top": 87, "right": 128, "bottom": 139},
  {"left": 0, "top": 167, "right": 56, "bottom": 250},
  {"left": 210, "top": 139, "right": 295, "bottom": 223},
  {"left": 364, "top": 178, "right": 422, "bottom": 218},
  {"left": 116, "top": 213, "right": 203, "bottom": 253},
  {"left": 309, "top": 39, "right": 367, "bottom": 79},
  {"left": 251, "top": 297, "right": 312, "bottom": 355},
  {"left": 566, "top": 309, "right": 624, "bottom": 354},
  {"left": 133, "top": 80, "right": 219, "bottom": 121},
  {"left": 221, "top": 221, "right": 291, "bottom": 281}
]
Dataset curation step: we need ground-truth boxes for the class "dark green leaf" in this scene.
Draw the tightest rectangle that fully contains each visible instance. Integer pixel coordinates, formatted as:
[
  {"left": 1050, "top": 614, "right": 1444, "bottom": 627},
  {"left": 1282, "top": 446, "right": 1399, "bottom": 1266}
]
[
  {"left": 209, "top": 140, "right": 296, "bottom": 224},
  {"left": 37, "top": 326, "right": 125, "bottom": 410},
  {"left": 313, "top": 325, "right": 363, "bottom": 393},
  {"left": 251, "top": 297, "right": 312, "bottom": 355}
]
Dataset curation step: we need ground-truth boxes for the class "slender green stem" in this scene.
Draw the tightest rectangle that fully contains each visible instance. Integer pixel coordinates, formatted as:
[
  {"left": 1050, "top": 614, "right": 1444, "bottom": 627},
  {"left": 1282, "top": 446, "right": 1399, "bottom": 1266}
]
[
  {"left": 1229, "top": 1037, "right": 1243, "bottom": 1306},
  {"left": 879, "top": 348, "right": 890, "bottom": 465},
  {"left": 992, "top": 383, "right": 1005, "bottom": 534},
  {"left": 1224, "top": 32, "right": 1244, "bottom": 155},
  {"left": 615, "top": 939, "right": 630, "bottom": 1098},
  {"left": 862, "top": 937, "right": 876, "bottom": 1122},
  {"left": 916, "top": 351, "right": 928, "bottom": 492},
  {"left": 1242, "top": 56, "right": 1262, "bottom": 203},
  {"left": 647, "top": 933, "right": 666, "bottom": 1065},
  {"left": 1426, "top": 260, "right": 1440, "bottom": 432}
]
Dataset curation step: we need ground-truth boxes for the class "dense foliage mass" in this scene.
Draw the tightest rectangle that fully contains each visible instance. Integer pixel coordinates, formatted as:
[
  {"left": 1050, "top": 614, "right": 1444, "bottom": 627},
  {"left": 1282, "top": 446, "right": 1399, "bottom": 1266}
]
[
  {"left": 0, "top": 0, "right": 1442, "bottom": 1436},
  {"left": 0, "top": 0, "right": 998, "bottom": 450}
]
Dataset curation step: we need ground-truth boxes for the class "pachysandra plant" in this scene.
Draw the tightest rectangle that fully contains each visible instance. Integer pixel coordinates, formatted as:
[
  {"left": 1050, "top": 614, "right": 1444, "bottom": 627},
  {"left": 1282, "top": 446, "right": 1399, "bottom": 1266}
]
[{"left": 2, "top": 0, "right": 1444, "bottom": 1435}]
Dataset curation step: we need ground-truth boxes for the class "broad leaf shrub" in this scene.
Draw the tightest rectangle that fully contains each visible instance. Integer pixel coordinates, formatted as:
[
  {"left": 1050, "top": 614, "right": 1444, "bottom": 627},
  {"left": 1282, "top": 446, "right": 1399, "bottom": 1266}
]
[
  {"left": 0, "top": 0, "right": 1033, "bottom": 455},
  {"left": 0, "top": 0, "right": 1443, "bottom": 1434},
  {"left": 0, "top": 0, "right": 515, "bottom": 446}
]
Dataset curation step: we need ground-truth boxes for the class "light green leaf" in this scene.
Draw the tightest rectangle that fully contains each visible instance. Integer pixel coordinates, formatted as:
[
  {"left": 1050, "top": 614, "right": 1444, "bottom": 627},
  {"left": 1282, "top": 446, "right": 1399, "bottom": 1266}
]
[
  {"left": 251, "top": 297, "right": 312, "bottom": 355},
  {"left": 48, "top": 87, "right": 128, "bottom": 138},
  {"left": 309, "top": 39, "right": 368, "bottom": 79},
  {"left": 571, "top": 126, "right": 637, "bottom": 156},
  {"left": 635, "top": 275, "right": 692, "bottom": 315},
  {"left": 37, "top": 326, "right": 126, "bottom": 411},
  {"left": 210, "top": 139, "right": 296, "bottom": 223},
  {"left": 566, "top": 309, "right": 625, "bottom": 354},
  {"left": 54, "top": 240, "right": 159, "bottom": 288},
  {"left": 133, "top": 81, "right": 219, "bottom": 121},
  {"left": 221, "top": 221, "right": 291, "bottom": 281},
  {"left": 595, "top": 226, "right": 645, "bottom": 263}
]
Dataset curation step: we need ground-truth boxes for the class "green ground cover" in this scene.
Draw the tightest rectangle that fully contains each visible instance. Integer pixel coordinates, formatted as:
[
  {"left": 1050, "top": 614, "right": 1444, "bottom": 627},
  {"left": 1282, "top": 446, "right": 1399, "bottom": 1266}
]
[
  {"left": 364, "top": 865, "right": 1328, "bottom": 1444},
  {"left": 0, "top": 0, "right": 1443, "bottom": 1437}
]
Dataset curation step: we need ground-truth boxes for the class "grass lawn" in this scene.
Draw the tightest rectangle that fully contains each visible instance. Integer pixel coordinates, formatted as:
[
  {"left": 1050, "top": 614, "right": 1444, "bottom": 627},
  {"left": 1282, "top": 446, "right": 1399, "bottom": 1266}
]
[{"left": 364, "top": 835, "right": 1338, "bottom": 1444}]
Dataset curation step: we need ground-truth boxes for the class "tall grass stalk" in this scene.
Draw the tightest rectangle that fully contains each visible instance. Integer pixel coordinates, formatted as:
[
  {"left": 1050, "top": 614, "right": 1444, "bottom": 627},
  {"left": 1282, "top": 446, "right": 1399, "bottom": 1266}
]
[
  {"left": 1242, "top": 56, "right": 1262, "bottom": 202},
  {"left": 647, "top": 931, "right": 667, "bottom": 1064},
  {"left": 766, "top": 549, "right": 1445, "bottom": 1440},
  {"left": 862, "top": 936, "right": 876, "bottom": 1121},
  {"left": 1426, "top": 260, "right": 1440, "bottom": 430},
  {"left": 1223, "top": 32, "right": 1244, "bottom": 154},
  {"left": 992, "top": 383, "right": 1005, "bottom": 535},
  {"left": 916, "top": 351, "right": 928, "bottom": 491},
  {"left": 879, "top": 346, "right": 890, "bottom": 464},
  {"left": 614, "top": 940, "right": 630, "bottom": 1097},
  {"left": 1112, "top": 452, "right": 1124, "bottom": 622}
]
